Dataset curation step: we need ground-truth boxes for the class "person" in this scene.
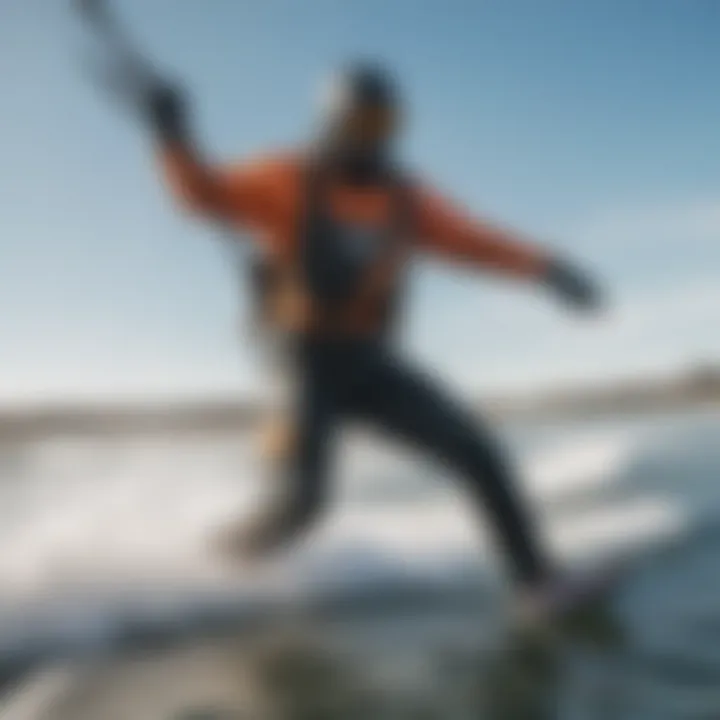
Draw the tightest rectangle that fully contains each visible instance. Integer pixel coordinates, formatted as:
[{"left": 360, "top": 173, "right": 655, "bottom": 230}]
[{"left": 137, "top": 62, "right": 606, "bottom": 620}]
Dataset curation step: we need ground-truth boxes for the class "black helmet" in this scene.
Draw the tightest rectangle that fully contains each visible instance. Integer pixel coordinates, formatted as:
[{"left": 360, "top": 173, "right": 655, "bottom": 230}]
[
  {"left": 314, "top": 61, "right": 402, "bottom": 179},
  {"left": 320, "top": 62, "right": 399, "bottom": 116}
]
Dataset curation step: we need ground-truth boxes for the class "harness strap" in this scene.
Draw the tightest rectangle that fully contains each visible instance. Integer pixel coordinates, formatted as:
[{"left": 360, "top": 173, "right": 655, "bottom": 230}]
[{"left": 299, "top": 161, "right": 414, "bottom": 335}]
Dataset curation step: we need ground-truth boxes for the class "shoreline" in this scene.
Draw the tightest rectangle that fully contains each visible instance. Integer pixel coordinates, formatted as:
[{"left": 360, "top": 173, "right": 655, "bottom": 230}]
[{"left": 1, "top": 389, "right": 719, "bottom": 442}]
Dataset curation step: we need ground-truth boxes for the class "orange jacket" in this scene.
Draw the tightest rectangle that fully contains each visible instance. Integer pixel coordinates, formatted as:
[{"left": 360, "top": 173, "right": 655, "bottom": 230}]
[{"left": 159, "top": 143, "right": 551, "bottom": 335}]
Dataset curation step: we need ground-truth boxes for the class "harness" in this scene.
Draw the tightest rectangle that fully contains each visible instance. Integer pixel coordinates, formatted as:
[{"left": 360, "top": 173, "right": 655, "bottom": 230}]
[{"left": 250, "top": 161, "right": 414, "bottom": 340}]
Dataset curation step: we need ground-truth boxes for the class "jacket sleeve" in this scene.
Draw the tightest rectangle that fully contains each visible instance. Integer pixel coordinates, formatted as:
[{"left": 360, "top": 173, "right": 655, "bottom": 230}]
[
  {"left": 413, "top": 184, "right": 551, "bottom": 279},
  {"left": 157, "top": 141, "right": 282, "bottom": 229}
]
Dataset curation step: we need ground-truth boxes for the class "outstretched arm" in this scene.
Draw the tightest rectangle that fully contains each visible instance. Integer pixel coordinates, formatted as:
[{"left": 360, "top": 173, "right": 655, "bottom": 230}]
[
  {"left": 76, "top": 0, "right": 275, "bottom": 228},
  {"left": 414, "top": 185, "right": 600, "bottom": 309},
  {"left": 146, "top": 83, "right": 278, "bottom": 227}
]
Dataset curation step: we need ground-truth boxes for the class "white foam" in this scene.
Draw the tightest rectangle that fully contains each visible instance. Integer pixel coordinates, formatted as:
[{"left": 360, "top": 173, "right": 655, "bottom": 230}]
[
  {"left": 0, "top": 415, "right": 700, "bottom": 657},
  {"left": 524, "top": 425, "right": 646, "bottom": 501},
  {"left": 550, "top": 496, "right": 686, "bottom": 561}
]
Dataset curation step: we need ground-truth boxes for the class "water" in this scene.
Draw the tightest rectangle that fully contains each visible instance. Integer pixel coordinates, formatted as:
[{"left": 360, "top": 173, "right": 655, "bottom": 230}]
[{"left": 1, "top": 409, "right": 720, "bottom": 718}]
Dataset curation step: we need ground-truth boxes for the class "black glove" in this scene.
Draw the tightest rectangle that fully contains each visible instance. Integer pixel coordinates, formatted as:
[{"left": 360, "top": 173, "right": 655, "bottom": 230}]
[
  {"left": 143, "top": 80, "right": 189, "bottom": 144},
  {"left": 543, "top": 257, "right": 602, "bottom": 312}
]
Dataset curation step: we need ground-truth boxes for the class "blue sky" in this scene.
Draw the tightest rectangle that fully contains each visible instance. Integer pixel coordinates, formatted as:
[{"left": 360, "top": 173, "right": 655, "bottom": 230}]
[{"left": 1, "top": 0, "right": 719, "bottom": 402}]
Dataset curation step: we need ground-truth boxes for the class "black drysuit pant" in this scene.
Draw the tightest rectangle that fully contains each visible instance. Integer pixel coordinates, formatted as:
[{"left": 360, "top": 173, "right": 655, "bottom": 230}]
[{"left": 248, "top": 338, "right": 550, "bottom": 586}]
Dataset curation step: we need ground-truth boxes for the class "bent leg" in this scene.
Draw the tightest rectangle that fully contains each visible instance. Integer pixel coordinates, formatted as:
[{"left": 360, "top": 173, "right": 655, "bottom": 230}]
[
  {"left": 351, "top": 350, "right": 552, "bottom": 586},
  {"left": 229, "top": 359, "right": 338, "bottom": 557}
]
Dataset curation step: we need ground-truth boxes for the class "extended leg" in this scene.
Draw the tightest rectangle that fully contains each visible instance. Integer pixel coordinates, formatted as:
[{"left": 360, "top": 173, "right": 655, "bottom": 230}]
[{"left": 350, "top": 349, "right": 552, "bottom": 586}]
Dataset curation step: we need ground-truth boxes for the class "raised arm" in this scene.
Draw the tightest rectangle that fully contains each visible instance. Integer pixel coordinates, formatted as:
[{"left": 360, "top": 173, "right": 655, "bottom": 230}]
[
  {"left": 146, "top": 83, "right": 279, "bottom": 228},
  {"left": 414, "top": 184, "right": 601, "bottom": 310}
]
